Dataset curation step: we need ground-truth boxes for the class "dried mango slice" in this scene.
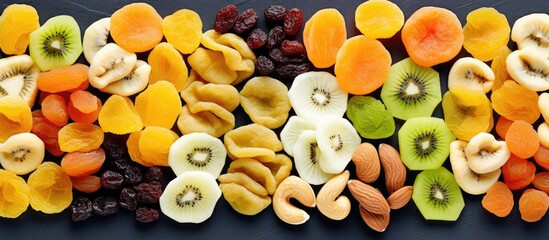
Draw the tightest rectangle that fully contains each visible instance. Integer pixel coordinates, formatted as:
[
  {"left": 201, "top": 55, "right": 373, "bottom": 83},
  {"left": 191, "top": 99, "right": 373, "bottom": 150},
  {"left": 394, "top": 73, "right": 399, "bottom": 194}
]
[
  {"left": 0, "top": 169, "right": 30, "bottom": 218},
  {"left": 463, "top": 7, "right": 510, "bottom": 61},
  {"left": 442, "top": 88, "right": 493, "bottom": 141},
  {"left": 0, "top": 96, "right": 32, "bottom": 143},
  {"left": 28, "top": 162, "right": 72, "bottom": 214},
  {"left": 58, "top": 123, "right": 104, "bottom": 153},
  {"left": 138, "top": 126, "right": 178, "bottom": 166},
  {"left": 0, "top": 4, "right": 40, "bottom": 55},
  {"left": 135, "top": 80, "right": 182, "bottom": 129},
  {"left": 240, "top": 76, "right": 291, "bottom": 129},
  {"left": 224, "top": 123, "right": 282, "bottom": 162},
  {"left": 162, "top": 9, "right": 202, "bottom": 54},
  {"left": 148, "top": 42, "right": 189, "bottom": 92},
  {"left": 98, "top": 95, "right": 143, "bottom": 134}
]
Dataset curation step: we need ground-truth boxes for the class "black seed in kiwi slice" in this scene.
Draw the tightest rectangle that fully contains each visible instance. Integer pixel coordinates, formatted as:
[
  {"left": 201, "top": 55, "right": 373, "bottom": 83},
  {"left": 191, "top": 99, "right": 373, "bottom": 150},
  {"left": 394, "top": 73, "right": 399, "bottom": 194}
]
[
  {"left": 29, "top": 15, "right": 82, "bottom": 71},
  {"left": 398, "top": 117, "right": 455, "bottom": 170},
  {"left": 412, "top": 167, "right": 464, "bottom": 221},
  {"left": 380, "top": 57, "right": 442, "bottom": 120}
]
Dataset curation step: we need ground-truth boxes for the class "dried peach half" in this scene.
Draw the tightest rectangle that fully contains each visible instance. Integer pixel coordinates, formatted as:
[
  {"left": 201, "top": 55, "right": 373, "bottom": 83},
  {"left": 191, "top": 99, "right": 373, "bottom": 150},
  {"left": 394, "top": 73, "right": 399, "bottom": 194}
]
[
  {"left": 240, "top": 76, "right": 291, "bottom": 129},
  {"left": 463, "top": 7, "right": 510, "bottom": 61},
  {"left": 110, "top": 2, "right": 163, "bottom": 52},
  {"left": 148, "top": 42, "right": 189, "bottom": 92},
  {"left": 163, "top": 9, "right": 202, "bottom": 54},
  {"left": 303, "top": 8, "right": 347, "bottom": 68},
  {"left": 0, "top": 4, "right": 39, "bottom": 55}
]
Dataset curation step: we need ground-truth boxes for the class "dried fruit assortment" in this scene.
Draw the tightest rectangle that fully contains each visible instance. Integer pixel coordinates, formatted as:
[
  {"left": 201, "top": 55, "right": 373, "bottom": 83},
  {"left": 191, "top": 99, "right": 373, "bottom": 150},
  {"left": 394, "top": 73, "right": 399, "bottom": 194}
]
[{"left": 2, "top": 0, "right": 549, "bottom": 236}]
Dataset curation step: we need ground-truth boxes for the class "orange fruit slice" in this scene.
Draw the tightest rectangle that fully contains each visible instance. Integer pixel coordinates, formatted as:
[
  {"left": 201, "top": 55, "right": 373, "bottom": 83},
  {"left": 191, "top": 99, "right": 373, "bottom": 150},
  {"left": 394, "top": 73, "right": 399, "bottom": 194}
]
[
  {"left": 110, "top": 3, "right": 163, "bottom": 52},
  {"left": 355, "top": 0, "right": 404, "bottom": 39},
  {"left": 303, "top": 8, "right": 346, "bottom": 68}
]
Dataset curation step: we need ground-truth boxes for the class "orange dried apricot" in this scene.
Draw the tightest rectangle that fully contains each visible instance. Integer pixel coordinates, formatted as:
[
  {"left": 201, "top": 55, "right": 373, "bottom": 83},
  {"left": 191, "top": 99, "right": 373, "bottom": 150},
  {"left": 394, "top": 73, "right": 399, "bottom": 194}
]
[
  {"left": 70, "top": 175, "right": 101, "bottom": 194},
  {"left": 98, "top": 95, "right": 143, "bottom": 134},
  {"left": 303, "top": 8, "right": 346, "bottom": 68},
  {"left": 0, "top": 4, "right": 39, "bottom": 55},
  {"left": 519, "top": 189, "right": 549, "bottom": 222},
  {"left": 127, "top": 131, "right": 154, "bottom": 167},
  {"left": 148, "top": 42, "right": 189, "bottom": 92},
  {"left": 135, "top": 80, "right": 182, "bottom": 129},
  {"left": 495, "top": 116, "right": 513, "bottom": 140},
  {"left": 58, "top": 123, "right": 104, "bottom": 153},
  {"left": 0, "top": 169, "right": 30, "bottom": 218},
  {"left": 481, "top": 181, "right": 513, "bottom": 217},
  {"left": 28, "top": 162, "right": 72, "bottom": 214},
  {"left": 354, "top": 0, "right": 404, "bottom": 39},
  {"left": 31, "top": 110, "right": 63, "bottom": 157},
  {"left": 463, "top": 7, "right": 510, "bottom": 61},
  {"left": 534, "top": 146, "right": 549, "bottom": 171},
  {"left": 110, "top": 3, "right": 163, "bottom": 52},
  {"left": 533, "top": 172, "right": 549, "bottom": 194},
  {"left": 490, "top": 46, "right": 512, "bottom": 91},
  {"left": 492, "top": 80, "right": 540, "bottom": 124},
  {"left": 68, "top": 90, "right": 102, "bottom": 124},
  {"left": 138, "top": 126, "right": 178, "bottom": 167},
  {"left": 502, "top": 154, "right": 536, "bottom": 190},
  {"left": 505, "top": 120, "right": 539, "bottom": 159},
  {"left": 162, "top": 9, "right": 202, "bottom": 54},
  {"left": 36, "top": 64, "right": 89, "bottom": 93},
  {"left": 0, "top": 96, "right": 32, "bottom": 143},
  {"left": 60, "top": 148, "right": 105, "bottom": 177},
  {"left": 41, "top": 93, "right": 69, "bottom": 127}
]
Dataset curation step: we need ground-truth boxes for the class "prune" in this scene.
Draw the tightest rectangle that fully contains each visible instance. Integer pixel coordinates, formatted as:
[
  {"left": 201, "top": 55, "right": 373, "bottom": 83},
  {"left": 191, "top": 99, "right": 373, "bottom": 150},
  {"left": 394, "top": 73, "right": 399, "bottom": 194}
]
[
  {"left": 247, "top": 28, "right": 267, "bottom": 49},
  {"left": 264, "top": 5, "right": 287, "bottom": 22},
  {"left": 214, "top": 4, "right": 238, "bottom": 33},
  {"left": 92, "top": 196, "right": 118, "bottom": 216},
  {"left": 70, "top": 197, "right": 93, "bottom": 221},
  {"left": 101, "top": 170, "right": 124, "bottom": 190},
  {"left": 144, "top": 167, "right": 163, "bottom": 183},
  {"left": 102, "top": 133, "right": 128, "bottom": 160},
  {"left": 255, "top": 55, "right": 275, "bottom": 75},
  {"left": 266, "top": 26, "right": 285, "bottom": 49},
  {"left": 233, "top": 9, "right": 259, "bottom": 34},
  {"left": 110, "top": 157, "right": 130, "bottom": 172},
  {"left": 136, "top": 207, "right": 160, "bottom": 223},
  {"left": 119, "top": 187, "right": 138, "bottom": 211},
  {"left": 124, "top": 164, "right": 143, "bottom": 184},
  {"left": 283, "top": 8, "right": 304, "bottom": 36},
  {"left": 274, "top": 63, "right": 311, "bottom": 81},
  {"left": 134, "top": 181, "right": 163, "bottom": 204},
  {"left": 280, "top": 40, "right": 306, "bottom": 56}
]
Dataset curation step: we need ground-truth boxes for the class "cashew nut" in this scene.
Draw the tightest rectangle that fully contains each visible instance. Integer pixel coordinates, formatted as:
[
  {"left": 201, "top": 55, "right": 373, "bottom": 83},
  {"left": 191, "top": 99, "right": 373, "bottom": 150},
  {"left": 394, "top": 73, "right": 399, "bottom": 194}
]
[
  {"left": 317, "top": 170, "right": 351, "bottom": 220},
  {"left": 273, "top": 176, "right": 316, "bottom": 225}
]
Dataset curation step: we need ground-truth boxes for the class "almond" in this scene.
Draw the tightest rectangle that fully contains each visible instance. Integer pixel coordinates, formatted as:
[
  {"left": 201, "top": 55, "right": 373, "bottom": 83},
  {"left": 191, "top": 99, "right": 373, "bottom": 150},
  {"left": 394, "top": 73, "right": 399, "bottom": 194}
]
[
  {"left": 379, "top": 143, "right": 407, "bottom": 194},
  {"left": 387, "top": 186, "right": 413, "bottom": 210},
  {"left": 348, "top": 179, "right": 389, "bottom": 214},
  {"left": 359, "top": 205, "right": 390, "bottom": 232},
  {"left": 351, "top": 142, "right": 380, "bottom": 183}
]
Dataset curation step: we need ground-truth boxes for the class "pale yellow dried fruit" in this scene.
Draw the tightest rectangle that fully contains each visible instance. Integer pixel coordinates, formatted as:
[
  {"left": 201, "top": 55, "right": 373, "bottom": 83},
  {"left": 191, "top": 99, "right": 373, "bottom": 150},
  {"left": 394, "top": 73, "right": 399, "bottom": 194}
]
[
  {"left": 218, "top": 172, "right": 268, "bottom": 197},
  {"left": 240, "top": 76, "right": 291, "bottom": 129},
  {"left": 182, "top": 81, "right": 240, "bottom": 112},
  {"left": 224, "top": 123, "right": 283, "bottom": 162},
  {"left": 262, "top": 154, "right": 293, "bottom": 186},
  {"left": 220, "top": 183, "right": 271, "bottom": 216},
  {"left": 227, "top": 158, "right": 277, "bottom": 195}
]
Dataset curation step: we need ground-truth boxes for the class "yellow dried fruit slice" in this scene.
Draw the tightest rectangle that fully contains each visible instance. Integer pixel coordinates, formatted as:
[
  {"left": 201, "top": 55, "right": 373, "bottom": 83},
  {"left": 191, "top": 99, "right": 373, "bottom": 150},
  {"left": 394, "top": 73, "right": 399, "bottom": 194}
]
[
  {"left": 228, "top": 158, "right": 277, "bottom": 195},
  {"left": 148, "top": 42, "right": 189, "bottom": 92},
  {"left": 224, "top": 123, "right": 282, "bottom": 162},
  {"left": 0, "top": 169, "right": 30, "bottom": 218},
  {"left": 0, "top": 96, "right": 32, "bottom": 143},
  {"left": 0, "top": 4, "right": 40, "bottom": 55},
  {"left": 98, "top": 95, "right": 143, "bottom": 134},
  {"left": 138, "top": 126, "right": 178, "bottom": 166},
  {"left": 188, "top": 47, "right": 237, "bottom": 85},
  {"left": 201, "top": 30, "right": 256, "bottom": 72},
  {"left": 127, "top": 131, "right": 154, "bottom": 167},
  {"left": 240, "top": 76, "right": 291, "bottom": 129},
  {"left": 58, "top": 123, "right": 104, "bottom": 153},
  {"left": 262, "top": 154, "right": 293, "bottom": 186},
  {"left": 220, "top": 183, "right": 271, "bottom": 216},
  {"left": 491, "top": 45, "right": 512, "bottom": 91},
  {"left": 28, "top": 162, "right": 72, "bottom": 214},
  {"left": 135, "top": 80, "right": 182, "bottom": 129},
  {"left": 218, "top": 172, "right": 269, "bottom": 197},
  {"left": 463, "top": 7, "right": 510, "bottom": 61},
  {"left": 162, "top": 9, "right": 202, "bottom": 54},
  {"left": 182, "top": 81, "right": 240, "bottom": 112},
  {"left": 355, "top": 0, "right": 404, "bottom": 39},
  {"left": 177, "top": 105, "right": 235, "bottom": 138},
  {"left": 442, "top": 88, "right": 493, "bottom": 141}
]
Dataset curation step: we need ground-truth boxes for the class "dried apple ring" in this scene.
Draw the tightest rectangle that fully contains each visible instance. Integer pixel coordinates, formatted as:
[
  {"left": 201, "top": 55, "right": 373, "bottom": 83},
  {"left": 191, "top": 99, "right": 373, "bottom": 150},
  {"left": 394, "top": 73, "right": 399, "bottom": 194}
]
[
  {"left": 240, "top": 76, "right": 291, "bottom": 129},
  {"left": 223, "top": 123, "right": 282, "bottom": 162},
  {"left": 227, "top": 158, "right": 277, "bottom": 195}
]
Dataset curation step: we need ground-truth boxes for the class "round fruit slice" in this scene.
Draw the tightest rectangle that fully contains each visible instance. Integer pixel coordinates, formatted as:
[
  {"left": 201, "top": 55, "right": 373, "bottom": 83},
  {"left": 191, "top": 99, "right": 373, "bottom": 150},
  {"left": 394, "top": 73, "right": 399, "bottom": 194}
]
[
  {"left": 506, "top": 47, "right": 549, "bottom": 92},
  {"left": 110, "top": 3, "right": 163, "bottom": 53},
  {"left": 29, "top": 15, "right": 82, "bottom": 71},
  {"left": 0, "top": 169, "right": 30, "bottom": 218},
  {"left": 511, "top": 13, "right": 549, "bottom": 56},
  {"left": 287, "top": 71, "right": 348, "bottom": 121},
  {"left": 463, "top": 7, "right": 510, "bottom": 61},
  {"left": 163, "top": 9, "right": 203, "bottom": 54},
  {"left": 398, "top": 117, "right": 455, "bottom": 170},
  {"left": 354, "top": 0, "right": 404, "bottom": 39},
  {"left": 82, "top": 17, "right": 110, "bottom": 63},
  {"left": 0, "top": 55, "right": 40, "bottom": 107},
  {"left": 159, "top": 171, "right": 222, "bottom": 224},
  {"left": 447, "top": 57, "right": 495, "bottom": 93},
  {"left": 280, "top": 116, "right": 316, "bottom": 157},
  {"left": 0, "top": 4, "right": 40, "bottom": 55},
  {"left": 28, "top": 162, "right": 72, "bottom": 214},
  {"left": 465, "top": 132, "right": 510, "bottom": 174},
  {"left": 346, "top": 96, "right": 395, "bottom": 139},
  {"left": 0, "top": 132, "right": 44, "bottom": 175},
  {"left": 442, "top": 88, "right": 493, "bottom": 141},
  {"left": 293, "top": 130, "right": 335, "bottom": 185},
  {"left": 168, "top": 132, "right": 227, "bottom": 179},
  {"left": 412, "top": 167, "right": 465, "bottom": 221},
  {"left": 303, "top": 8, "right": 347, "bottom": 68},
  {"left": 316, "top": 115, "right": 361, "bottom": 174}
]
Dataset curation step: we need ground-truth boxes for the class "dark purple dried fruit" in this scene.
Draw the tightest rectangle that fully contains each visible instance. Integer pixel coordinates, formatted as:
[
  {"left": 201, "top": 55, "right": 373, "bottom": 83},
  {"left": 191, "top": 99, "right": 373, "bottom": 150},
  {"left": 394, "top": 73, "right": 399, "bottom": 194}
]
[
  {"left": 233, "top": 9, "right": 259, "bottom": 34},
  {"left": 214, "top": 4, "right": 238, "bottom": 33},
  {"left": 119, "top": 188, "right": 138, "bottom": 211},
  {"left": 92, "top": 196, "right": 118, "bottom": 216},
  {"left": 134, "top": 181, "right": 163, "bottom": 204},
  {"left": 144, "top": 167, "right": 163, "bottom": 183},
  {"left": 280, "top": 40, "right": 306, "bottom": 56},
  {"left": 283, "top": 8, "right": 304, "bottom": 36},
  {"left": 101, "top": 170, "right": 124, "bottom": 190},
  {"left": 274, "top": 63, "right": 311, "bottom": 81},
  {"left": 110, "top": 157, "right": 130, "bottom": 172},
  {"left": 269, "top": 48, "right": 286, "bottom": 63},
  {"left": 136, "top": 207, "right": 160, "bottom": 223},
  {"left": 102, "top": 133, "right": 128, "bottom": 160},
  {"left": 255, "top": 55, "right": 275, "bottom": 75},
  {"left": 124, "top": 164, "right": 143, "bottom": 184},
  {"left": 266, "top": 26, "right": 285, "bottom": 49},
  {"left": 285, "top": 54, "right": 307, "bottom": 64},
  {"left": 264, "top": 5, "right": 287, "bottom": 22},
  {"left": 247, "top": 28, "right": 267, "bottom": 49},
  {"left": 70, "top": 197, "right": 93, "bottom": 221}
]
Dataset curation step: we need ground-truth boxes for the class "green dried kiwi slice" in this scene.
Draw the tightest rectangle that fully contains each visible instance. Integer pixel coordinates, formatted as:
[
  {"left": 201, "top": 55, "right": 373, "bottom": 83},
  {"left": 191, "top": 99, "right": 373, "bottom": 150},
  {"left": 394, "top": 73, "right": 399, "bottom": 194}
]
[{"left": 346, "top": 96, "right": 395, "bottom": 139}]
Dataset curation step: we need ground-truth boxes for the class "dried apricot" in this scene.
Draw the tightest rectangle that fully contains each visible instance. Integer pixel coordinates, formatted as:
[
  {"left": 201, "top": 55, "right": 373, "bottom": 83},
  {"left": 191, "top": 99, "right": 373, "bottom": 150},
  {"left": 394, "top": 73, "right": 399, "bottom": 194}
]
[
  {"left": 163, "top": 9, "right": 202, "bottom": 54},
  {"left": 58, "top": 123, "right": 104, "bottom": 153},
  {"left": 110, "top": 2, "right": 163, "bottom": 52},
  {"left": 28, "top": 162, "right": 73, "bottom": 214},
  {"left": 70, "top": 175, "right": 101, "bottom": 193},
  {"left": 98, "top": 95, "right": 143, "bottom": 134},
  {"left": 533, "top": 172, "right": 549, "bottom": 194},
  {"left": 148, "top": 42, "right": 189, "bottom": 92},
  {"left": 481, "top": 181, "right": 513, "bottom": 217},
  {"left": 68, "top": 90, "right": 102, "bottom": 124},
  {"left": 41, "top": 93, "right": 69, "bottom": 127},
  {"left": 240, "top": 76, "right": 291, "bottom": 129},
  {"left": 127, "top": 131, "right": 154, "bottom": 167},
  {"left": 0, "top": 96, "right": 32, "bottom": 143},
  {"left": 492, "top": 80, "right": 540, "bottom": 124},
  {"left": 505, "top": 120, "right": 539, "bottom": 159},
  {"left": 490, "top": 46, "right": 512, "bottom": 91},
  {"left": 442, "top": 88, "right": 493, "bottom": 141},
  {"left": 0, "top": 169, "right": 30, "bottom": 218},
  {"left": 303, "top": 8, "right": 346, "bottom": 68},
  {"left": 355, "top": 0, "right": 404, "bottom": 39},
  {"left": 138, "top": 126, "right": 179, "bottom": 166},
  {"left": 534, "top": 146, "right": 549, "bottom": 171},
  {"left": 135, "top": 81, "right": 181, "bottom": 129},
  {"left": 495, "top": 116, "right": 513, "bottom": 140},
  {"left": 519, "top": 189, "right": 549, "bottom": 222},
  {"left": 463, "top": 7, "right": 510, "bottom": 61},
  {"left": 36, "top": 64, "right": 89, "bottom": 93},
  {"left": 188, "top": 47, "right": 236, "bottom": 85},
  {"left": 0, "top": 4, "right": 39, "bottom": 55},
  {"left": 31, "top": 110, "right": 63, "bottom": 157},
  {"left": 61, "top": 148, "right": 106, "bottom": 177},
  {"left": 502, "top": 154, "right": 536, "bottom": 190}
]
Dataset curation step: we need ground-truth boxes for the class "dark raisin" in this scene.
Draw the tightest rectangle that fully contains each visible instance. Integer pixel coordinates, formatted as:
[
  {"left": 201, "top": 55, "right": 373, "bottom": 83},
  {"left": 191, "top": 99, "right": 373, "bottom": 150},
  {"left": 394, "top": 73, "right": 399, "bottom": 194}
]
[
  {"left": 70, "top": 197, "right": 93, "bottom": 221},
  {"left": 269, "top": 48, "right": 287, "bottom": 63},
  {"left": 247, "top": 28, "right": 267, "bottom": 49},
  {"left": 274, "top": 63, "right": 311, "bottom": 81},
  {"left": 264, "top": 5, "right": 287, "bottom": 22},
  {"left": 283, "top": 8, "right": 304, "bottom": 36},
  {"left": 280, "top": 40, "right": 306, "bottom": 56},
  {"left": 124, "top": 164, "right": 143, "bottom": 184},
  {"left": 214, "top": 4, "right": 238, "bottom": 33},
  {"left": 255, "top": 55, "right": 275, "bottom": 75},
  {"left": 134, "top": 181, "right": 163, "bottom": 204},
  {"left": 101, "top": 170, "right": 124, "bottom": 190},
  {"left": 92, "top": 196, "right": 118, "bottom": 216},
  {"left": 119, "top": 188, "right": 138, "bottom": 211},
  {"left": 110, "top": 157, "right": 130, "bottom": 172},
  {"left": 286, "top": 54, "right": 307, "bottom": 64},
  {"left": 233, "top": 9, "right": 259, "bottom": 34},
  {"left": 102, "top": 133, "right": 128, "bottom": 160},
  {"left": 266, "top": 26, "right": 285, "bottom": 49},
  {"left": 135, "top": 207, "right": 160, "bottom": 223},
  {"left": 144, "top": 167, "right": 163, "bottom": 183}
]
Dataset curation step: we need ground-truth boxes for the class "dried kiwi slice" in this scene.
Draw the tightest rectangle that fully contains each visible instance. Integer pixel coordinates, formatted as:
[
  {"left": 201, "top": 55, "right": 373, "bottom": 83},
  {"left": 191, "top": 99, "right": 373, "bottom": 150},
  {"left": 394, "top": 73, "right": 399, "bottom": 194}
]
[
  {"left": 380, "top": 57, "right": 441, "bottom": 120},
  {"left": 398, "top": 117, "right": 455, "bottom": 170},
  {"left": 412, "top": 167, "right": 464, "bottom": 221},
  {"left": 346, "top": 96, "right": 395, "bottom": 139}
]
